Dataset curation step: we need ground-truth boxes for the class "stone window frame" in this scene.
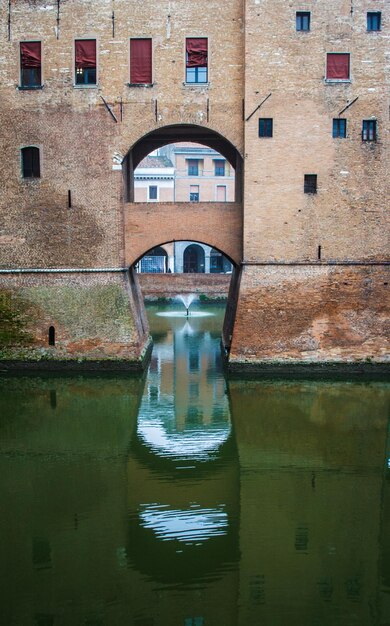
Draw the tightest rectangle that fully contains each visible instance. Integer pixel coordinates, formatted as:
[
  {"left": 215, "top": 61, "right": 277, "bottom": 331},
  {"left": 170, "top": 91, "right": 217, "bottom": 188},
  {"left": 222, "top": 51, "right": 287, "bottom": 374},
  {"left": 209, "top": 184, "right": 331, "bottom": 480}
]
[
  {"left": 183, "top": 36, "right": 210, "bottom": 87},
  {"left": 73, "top": 36, "right": 99, "bottom": 89},
  {"left": 18, "top": 40, "right": 44, "bottom": 91},
  {"left": 128, "top": 37, "right": 155, "bottom": 88},
  {"left": 367, "top": 11, "right": 381, "bottom": 32},
  {"left": 324, "top": 52, "right": 351, "bottom": 84},
  {"left": 332, "top": 118, "right": 347, "bottom": 139},
  {"left": 20, "top": 144, "right": 42, "bottom": 180},
  {"left": 296, "top": 11, "right": 311, "bottom": 32},
  {"left": 362, "top": 119, "right": 377, "bottom": 142}
]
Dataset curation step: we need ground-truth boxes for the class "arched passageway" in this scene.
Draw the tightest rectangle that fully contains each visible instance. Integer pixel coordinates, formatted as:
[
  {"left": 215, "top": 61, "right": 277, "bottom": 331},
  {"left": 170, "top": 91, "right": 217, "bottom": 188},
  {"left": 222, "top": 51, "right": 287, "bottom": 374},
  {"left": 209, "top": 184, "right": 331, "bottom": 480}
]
[
  {"left": 123, "top": 124, "right": 243, "bottom": 203},
  {"left": 183, "top": 244, "right": 205, "bottom": 273}
]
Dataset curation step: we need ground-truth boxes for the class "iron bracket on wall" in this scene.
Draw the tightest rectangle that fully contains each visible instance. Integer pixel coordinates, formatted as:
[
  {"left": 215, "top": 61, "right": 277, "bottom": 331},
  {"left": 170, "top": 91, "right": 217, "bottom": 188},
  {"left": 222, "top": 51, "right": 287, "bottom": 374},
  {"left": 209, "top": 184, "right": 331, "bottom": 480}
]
[
  {"left": 245, "top": 93, "right": 272, "bottom": 122},
  {"left": 338, "top": 97, "right": 359, "bottom": 117},
  {"left": 100, "top": 96, "right": 118, "bottom": 123}
]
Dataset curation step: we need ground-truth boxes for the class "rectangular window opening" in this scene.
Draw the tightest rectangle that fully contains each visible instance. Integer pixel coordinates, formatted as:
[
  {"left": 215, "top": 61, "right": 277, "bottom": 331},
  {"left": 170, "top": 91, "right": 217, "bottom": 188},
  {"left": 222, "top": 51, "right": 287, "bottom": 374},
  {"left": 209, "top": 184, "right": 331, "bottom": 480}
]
[
  {"left": 190, "top": 185, "right": 199, "bottom": 202},
  {"left": 326, "top": 53, "right": 350, "bottom": 81},
  {"left": 22, "top": 146, "right": 40, "bottom": 178},
  {"left": 362, "top": 120, "right": 377, "bottom": 142},
  {"left": 304, "top": 174, "right": 317, "bottom": 194},
  {"left": 367, "top": 12, "right": 381, "bottom": 32},
  {"left": 130, "top": 38, "right": 152, "bottom": 84},
  {"left": 186, "top": 38, "right": 208, "bottom": 84},
  {"left": 20, "top": 41, "right": 42, "bottom": 88},
  {"left": 75, "top": 39, "right": 97, "bottom": 85},
  {"left": 148, "top": 185, "right": 158, "bottom": 200},
  {"left": 188, "top": 159, "right": 199, "bottom": 176},
  {"left": 259, "top": 118, "right": 273, "bottom": 138},
  {"left": 216, "top": 185, "right": 227, "bottom": 202},
  {"left": 296, "top": 12, "right": 310, "bottom": 31},
  {"left": 214, "top": 160, "right": 225, "bottom": 176},
  {"left": 332, "top": 118, "right": 347, "bottom": 138}
]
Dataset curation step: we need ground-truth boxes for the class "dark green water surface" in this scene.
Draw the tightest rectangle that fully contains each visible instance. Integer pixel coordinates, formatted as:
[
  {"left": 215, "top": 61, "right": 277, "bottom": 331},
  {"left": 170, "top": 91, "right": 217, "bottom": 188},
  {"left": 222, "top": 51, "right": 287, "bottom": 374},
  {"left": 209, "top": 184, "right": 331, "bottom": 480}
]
[{"left": 1, "top": 303, "right": 389, "bottom": 626}]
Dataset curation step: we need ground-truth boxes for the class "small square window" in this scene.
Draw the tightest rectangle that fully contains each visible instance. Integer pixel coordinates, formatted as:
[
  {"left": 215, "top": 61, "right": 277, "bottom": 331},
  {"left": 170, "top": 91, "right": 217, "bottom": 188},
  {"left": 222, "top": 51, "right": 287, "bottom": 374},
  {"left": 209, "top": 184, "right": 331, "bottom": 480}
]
[
  {"left": 296, "top": 12, "right": 310, "bottom": 32},
  {"left": 362, "top": 120, "right": 377, "bottom": 142},
  {"left": 149, "top": 185, "right": 157, "bottom": 200},
  {"left": 259, "top": 118, "right": 273, "bottom": 137},
  {"left": 214, "top": 160, "right": 225, "bottom": 176},
  {"left": 304, "top": 174, "right": 317, "bottom": 194},
  {"left": 188, "top": 159, "right": 199, "bottom": 176},
  {"left": 333, "top": 118, "right": 347, "bottom": 138},
  {"left": 367, "top": 12, "right": 381, "bottom": 32}
]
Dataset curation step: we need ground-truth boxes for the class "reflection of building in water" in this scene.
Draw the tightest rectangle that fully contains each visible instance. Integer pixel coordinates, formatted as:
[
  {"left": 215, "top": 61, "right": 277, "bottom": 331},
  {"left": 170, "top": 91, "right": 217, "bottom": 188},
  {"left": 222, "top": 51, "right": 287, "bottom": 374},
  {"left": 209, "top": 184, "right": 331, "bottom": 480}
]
[
  {"left": 229, "top": 380, "right": 390, "bottom": 626},
  {"left": 138, "top": 319, "right": 230, "bottom": 462},
  {"left": 1, "top": 346, "right": 389, "bottom": 625},
  {"left": 126, "top": 314, "right": 240, "bottom": 624}
]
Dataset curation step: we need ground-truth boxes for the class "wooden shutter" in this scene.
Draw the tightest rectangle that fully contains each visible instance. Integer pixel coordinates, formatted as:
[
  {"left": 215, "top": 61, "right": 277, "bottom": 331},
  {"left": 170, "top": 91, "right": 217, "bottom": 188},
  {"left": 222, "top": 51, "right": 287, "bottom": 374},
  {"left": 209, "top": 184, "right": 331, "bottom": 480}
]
[{"left": 130, "top": 39, "right": 152, "bottom": 84}]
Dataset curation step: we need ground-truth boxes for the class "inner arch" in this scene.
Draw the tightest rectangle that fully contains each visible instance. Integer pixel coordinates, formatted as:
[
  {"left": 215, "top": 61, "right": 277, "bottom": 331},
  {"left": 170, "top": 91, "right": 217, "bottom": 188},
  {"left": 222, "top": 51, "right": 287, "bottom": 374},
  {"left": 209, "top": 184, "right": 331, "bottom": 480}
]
[{"left": 123, "top": 124, "right": 243, "bottom": 202}]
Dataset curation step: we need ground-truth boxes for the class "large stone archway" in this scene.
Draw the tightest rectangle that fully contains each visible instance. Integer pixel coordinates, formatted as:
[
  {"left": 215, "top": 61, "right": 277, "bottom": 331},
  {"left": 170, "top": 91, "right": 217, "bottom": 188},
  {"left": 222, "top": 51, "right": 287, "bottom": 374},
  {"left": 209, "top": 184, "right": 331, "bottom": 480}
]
[{"left": 122, "top": 123, "right": 244, "bottom": 203}]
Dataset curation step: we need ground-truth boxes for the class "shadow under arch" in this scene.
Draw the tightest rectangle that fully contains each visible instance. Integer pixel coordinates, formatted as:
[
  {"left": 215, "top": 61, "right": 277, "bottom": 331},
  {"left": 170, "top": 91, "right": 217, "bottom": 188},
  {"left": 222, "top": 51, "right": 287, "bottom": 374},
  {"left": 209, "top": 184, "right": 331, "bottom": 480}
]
[{"left": 123, "top": 123, "right": 244, "bottom": 203}]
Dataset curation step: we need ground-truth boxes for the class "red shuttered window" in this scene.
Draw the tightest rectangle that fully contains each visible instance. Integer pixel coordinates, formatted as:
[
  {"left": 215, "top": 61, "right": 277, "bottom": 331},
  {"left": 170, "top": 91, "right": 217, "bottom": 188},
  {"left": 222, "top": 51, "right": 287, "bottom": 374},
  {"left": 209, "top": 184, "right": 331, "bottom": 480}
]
[
  {"left": 130, "top": 39, "right": 152, "bottom": 84},
  {"left": 186, "top": 38, "right": 208, "bottom": 83},
  {"left": 75, "top": 39, "right": 97, "bottom": 85},
  {"left": 20, "top": 42, "right": 42, "bottom": 88},
  {"left": 326, "top": 53, "right": 350, "bottom": 80}
]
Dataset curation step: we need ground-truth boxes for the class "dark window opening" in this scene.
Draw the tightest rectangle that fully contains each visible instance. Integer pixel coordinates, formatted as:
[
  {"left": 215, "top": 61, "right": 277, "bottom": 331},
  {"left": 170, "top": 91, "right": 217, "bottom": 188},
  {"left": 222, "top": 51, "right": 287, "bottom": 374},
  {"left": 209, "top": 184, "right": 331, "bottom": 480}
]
[
  {"left": 130, "top": 38, "right": 152, "bottom": 84},
  {"left": 333, "top": 118, "right": 347, "bottom": 138},
  {"left": 296, "top": 12, "right": 310, "bottom": 31},
  {"left": 318, "top": 245, "right": 322, "bottom": 260},
  {"left": 304, "top": 174, "right": 317, "bottom": 194},
  {"left": 362, "top": 119, "right": 377, "bottom": 142},
  {"left": 183, "top": 244, "right": 205, "bottom": 273},
  {"left": 149, "top": 185, "right": 158, "bottom": 200},
  {"left": 189, "top": 185, "right": 199, "bottom": 202},
  {"left": 75, "top": 39, "right": 97, "bottom": 85},
  {"left": 259, "top": 118, "right": 273, "bottom": 138},
  {"left": 214, "top": 160, "right": 225, "bottom": 176},
  {"left": 48, "top": 326, "right": 55, "bottom": 346},
  {"left": 21, "top": 146, "right": 40, "bottom": 178},
  {"left": 20, "top": 41, "right": 42, "bottom": 88},
  {"left": 186, "top": 38, "right": 208, "bottom": 83},
  {"left": 326, "top": 53, "right": 350, "bottom": 80},
  {"left": 187, "top": 159, "right": 199, "bottom": 176},
  {"left": 367, "top": 12, "right": 381, "bottom": 31}
]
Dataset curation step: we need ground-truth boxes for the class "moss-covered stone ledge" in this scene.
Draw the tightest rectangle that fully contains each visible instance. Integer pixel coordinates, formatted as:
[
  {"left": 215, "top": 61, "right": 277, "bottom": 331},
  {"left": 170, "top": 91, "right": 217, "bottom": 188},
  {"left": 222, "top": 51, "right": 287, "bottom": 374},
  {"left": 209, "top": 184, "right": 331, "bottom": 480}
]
[
  {"left": 0, "top": 271, "right": 151, "bottom": 371},
  {"left": 227, "top": 359, "right": 390, "bottom": 380}
]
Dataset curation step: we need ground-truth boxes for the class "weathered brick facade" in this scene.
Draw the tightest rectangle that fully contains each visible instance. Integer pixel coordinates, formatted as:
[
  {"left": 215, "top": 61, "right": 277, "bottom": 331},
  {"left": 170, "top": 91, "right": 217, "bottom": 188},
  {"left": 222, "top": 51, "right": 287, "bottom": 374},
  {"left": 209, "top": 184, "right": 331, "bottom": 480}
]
[{"left": 0, "top": 0, "right": 388, "bottom": 371}]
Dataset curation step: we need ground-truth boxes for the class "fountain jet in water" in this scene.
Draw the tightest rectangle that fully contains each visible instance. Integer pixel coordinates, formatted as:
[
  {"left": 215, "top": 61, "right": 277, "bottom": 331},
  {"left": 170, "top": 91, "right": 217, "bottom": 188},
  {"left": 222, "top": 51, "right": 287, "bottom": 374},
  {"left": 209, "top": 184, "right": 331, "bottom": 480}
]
[{"left": 177, "top": 294, "right": 197, "bottom": 318}]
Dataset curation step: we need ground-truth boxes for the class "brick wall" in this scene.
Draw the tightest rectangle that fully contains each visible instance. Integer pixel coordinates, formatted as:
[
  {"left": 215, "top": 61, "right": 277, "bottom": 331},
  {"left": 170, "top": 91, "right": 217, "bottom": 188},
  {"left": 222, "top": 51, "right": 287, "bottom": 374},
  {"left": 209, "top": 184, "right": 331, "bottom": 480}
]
[{"left": 138, "top": 273, "right": 231, "bottom": 299}]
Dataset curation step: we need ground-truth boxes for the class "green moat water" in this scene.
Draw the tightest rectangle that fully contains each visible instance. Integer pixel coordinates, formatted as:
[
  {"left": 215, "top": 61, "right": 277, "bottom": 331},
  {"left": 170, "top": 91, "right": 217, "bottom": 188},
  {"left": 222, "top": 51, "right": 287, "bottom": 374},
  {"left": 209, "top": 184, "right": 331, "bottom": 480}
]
[{"left": 1, "top": 302, "right": 389, "bottom": 626}]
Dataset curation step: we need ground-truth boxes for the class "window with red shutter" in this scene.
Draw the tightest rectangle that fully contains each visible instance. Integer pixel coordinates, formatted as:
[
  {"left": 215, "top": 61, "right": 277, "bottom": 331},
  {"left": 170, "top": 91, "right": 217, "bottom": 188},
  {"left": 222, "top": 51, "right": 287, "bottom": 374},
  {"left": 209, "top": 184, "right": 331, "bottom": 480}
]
[
  {"left": 186, "top": 38, "right": 208, "bottom": 84},
  {"left": 130, "top": 39, "right": 152, "bottom": 84},
  {"left": 75, "top": 39, "right": 97, "bottom": 85},
  {"left": 326, "top": 53, "right": 350, "bottom": 80},
  {"left": 20, "top": 42, "right": 42, "bottom": 88}
]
